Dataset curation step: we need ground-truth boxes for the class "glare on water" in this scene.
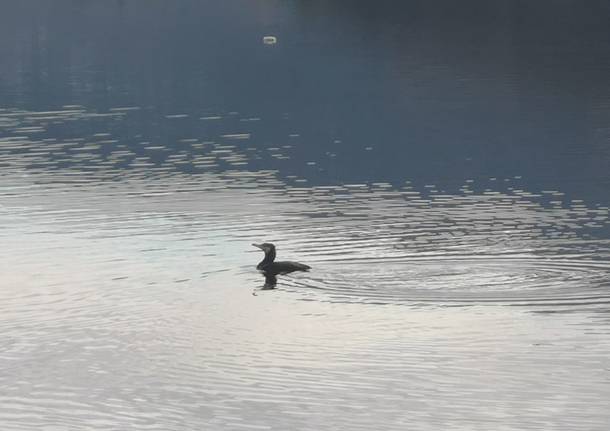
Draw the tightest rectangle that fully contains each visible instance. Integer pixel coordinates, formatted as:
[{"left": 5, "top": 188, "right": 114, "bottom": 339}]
[{"left": 1, "top": 1, "right": 610, "bottom": 430}]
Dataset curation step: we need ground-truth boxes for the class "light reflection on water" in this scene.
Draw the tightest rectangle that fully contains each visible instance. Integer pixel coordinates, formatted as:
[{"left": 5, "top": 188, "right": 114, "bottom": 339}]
[
  {"left": 1, "top": 107, "right": 610, "bottom": 429},
  {"left": 2, "top": 0, "right": 610, "bottom": 427}
]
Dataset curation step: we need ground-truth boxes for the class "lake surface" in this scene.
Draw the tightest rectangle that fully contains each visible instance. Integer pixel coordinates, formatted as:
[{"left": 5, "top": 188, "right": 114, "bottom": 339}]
[{"left": 1, "top": 1, "right": 610, "bottom": 430}]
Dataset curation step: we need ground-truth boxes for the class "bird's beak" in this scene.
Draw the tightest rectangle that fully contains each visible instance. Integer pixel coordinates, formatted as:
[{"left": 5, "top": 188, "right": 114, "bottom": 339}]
[{"left": 252, "top": 243, "right": 263, "bottom": 250}]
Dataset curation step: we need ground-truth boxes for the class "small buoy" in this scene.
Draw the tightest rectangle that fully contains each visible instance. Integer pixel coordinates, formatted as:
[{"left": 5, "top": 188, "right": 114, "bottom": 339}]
[{"left": 263, "top": 36, "right": 277, "bottom": 45}]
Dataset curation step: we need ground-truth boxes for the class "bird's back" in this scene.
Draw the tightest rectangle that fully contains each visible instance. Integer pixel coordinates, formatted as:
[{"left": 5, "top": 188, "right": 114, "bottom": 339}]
[{"left": 263, "top": 260, "right": 311, "bottom": 275}]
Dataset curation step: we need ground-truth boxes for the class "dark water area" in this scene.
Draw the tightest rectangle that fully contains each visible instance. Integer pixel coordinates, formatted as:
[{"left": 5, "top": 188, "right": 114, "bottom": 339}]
[
  {"left": 1, "top": 1, "right": 610, "bottom": 430},
  {"left": 2, "top": 0, "right": 610, "bottom": 199}
]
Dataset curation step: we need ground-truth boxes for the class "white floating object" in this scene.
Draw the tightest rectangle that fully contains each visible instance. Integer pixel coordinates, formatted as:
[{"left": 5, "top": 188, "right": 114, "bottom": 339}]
[{"left": 263, "top": 36, "right": 277, "bottom": 45}]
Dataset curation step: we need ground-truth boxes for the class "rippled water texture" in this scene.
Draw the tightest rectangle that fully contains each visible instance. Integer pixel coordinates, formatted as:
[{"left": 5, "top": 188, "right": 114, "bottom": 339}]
[{"left": 2, "top": 1, "right": 610, "bottom": 430}]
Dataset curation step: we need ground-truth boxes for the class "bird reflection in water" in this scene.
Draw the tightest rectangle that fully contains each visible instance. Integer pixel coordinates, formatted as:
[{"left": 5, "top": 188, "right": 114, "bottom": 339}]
[{"left": 262, "top": 274, "right": 278, "bottom": 289}]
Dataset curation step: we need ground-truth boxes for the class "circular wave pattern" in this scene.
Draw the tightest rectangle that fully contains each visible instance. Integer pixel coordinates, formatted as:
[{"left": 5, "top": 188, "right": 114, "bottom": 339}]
[{"left": 281, "top": 255, "right": 610, "bottom": 306}]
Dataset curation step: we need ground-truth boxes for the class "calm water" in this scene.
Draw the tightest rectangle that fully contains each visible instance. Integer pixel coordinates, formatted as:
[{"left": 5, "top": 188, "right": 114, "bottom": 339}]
[{"left": 1, "top": 1, "right": 610, "bottom": 430}]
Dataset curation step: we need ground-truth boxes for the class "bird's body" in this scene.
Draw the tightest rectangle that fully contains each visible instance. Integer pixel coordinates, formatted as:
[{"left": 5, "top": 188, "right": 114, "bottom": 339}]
[
  {"left": 257, "top": 260, "right": 311, "bottom": 275},
  {"left": 253, "top": 243, "right": 311, "bottom": 276}
]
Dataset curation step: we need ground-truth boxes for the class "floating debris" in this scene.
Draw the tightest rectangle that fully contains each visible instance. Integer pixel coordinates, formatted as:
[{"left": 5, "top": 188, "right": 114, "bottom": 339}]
[{"left": 263, "top": 35, "right": 277, "bottom": 45}]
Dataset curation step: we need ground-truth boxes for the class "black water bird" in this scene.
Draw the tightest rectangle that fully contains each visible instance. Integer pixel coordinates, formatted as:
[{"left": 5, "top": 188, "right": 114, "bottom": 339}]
[{"left": 252, "top": 243, "right": 311, "bottom": 277}]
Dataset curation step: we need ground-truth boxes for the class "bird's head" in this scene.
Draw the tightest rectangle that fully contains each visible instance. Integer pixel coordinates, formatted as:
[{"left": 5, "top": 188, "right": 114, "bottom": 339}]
[{"left": 252, "top": 242, "right": 276, "bottom": 254}]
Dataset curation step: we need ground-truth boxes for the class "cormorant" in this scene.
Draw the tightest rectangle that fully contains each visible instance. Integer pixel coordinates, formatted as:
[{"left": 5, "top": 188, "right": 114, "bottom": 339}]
[{"left": 252, "top": 243, "right": 311, "bottom": 276}]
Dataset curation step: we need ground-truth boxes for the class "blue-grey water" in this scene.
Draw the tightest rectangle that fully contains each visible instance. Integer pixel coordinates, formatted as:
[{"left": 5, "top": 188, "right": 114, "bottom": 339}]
[{"left": 1, "top": 1, "right": 610, "bottom": 430}]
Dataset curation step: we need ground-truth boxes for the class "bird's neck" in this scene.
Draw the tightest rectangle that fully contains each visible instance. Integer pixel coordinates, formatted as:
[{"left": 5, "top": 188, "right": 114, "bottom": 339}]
[{"left": 258, "top": 249, "right": 276, "bottom": 268}]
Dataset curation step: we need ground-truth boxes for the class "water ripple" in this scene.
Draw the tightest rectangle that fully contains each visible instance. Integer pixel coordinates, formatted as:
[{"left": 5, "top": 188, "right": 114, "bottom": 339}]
[
  {"left": 281, "top": 255, "right": 610, "bottom": 306},
  {"left": 2, "top": 106, "right": 610, "bottom": 430}
]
